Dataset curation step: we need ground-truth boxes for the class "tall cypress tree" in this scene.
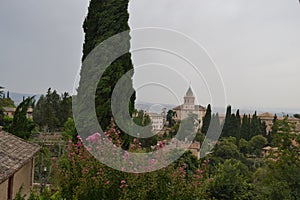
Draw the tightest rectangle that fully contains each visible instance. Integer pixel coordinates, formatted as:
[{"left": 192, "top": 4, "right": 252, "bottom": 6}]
[
  {"left": 221, "top": 106, "right": 232, "bottom": 137},
  {"left": 261, "top": 120, "right": 267, "bottom": 138},
  {"left": 81, "top": 1, "right": 135, "bottom": 125},
  {"left": 240, "top": 114, "right": 250, "bottom": 140},
  {"left": 250, "top": 111, "right": 261, "bottom": 138},
  {"left": 235, "top": 109, "right": 241, "bottom": 145},
  {"left": 229, "top": 113, "right": 237, "bottom": 137},
  {"left": 268, "top": 114, "right": 278, "bottom": 144},
  {"left": 201, "top": 104, "right": 212, "bottom": 135},
  {"left": 80, "top": 0, "right": 135, "bottom": 149},
  {"left": 207, "top": 113, "right": 221, "bottom": 140}
]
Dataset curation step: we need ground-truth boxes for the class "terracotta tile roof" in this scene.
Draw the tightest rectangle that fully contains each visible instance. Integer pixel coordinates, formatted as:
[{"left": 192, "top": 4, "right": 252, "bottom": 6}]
[
  {"left": 3, "top": 107, "right": 16, "bottom": 112},
  {"left": 0, "top": 131, "right": 40, "bottom": 184},
  {"left": 258, "top": 112, "right": 274, "bottom": 118},
  {"left": 189, "top": 142, "right": 200, "bottom": 149},
  {"left": 173, "top": 105, "right": 182, "bottom": 110},
  {"left": 173, "top": 105, "right": 206, "bottom": 111},
  {"left": 195, "top": 105, "right": 206, "bottom": 111},
  {"left": 3, "top": 107, "right": 33, "bottom": 113}
]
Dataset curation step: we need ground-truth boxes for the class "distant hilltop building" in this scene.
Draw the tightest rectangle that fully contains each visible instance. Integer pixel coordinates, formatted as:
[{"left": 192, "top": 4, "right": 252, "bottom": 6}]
[
  {"left": 147, "top": 112, "right": 166, "bottom": 132},
  {"left": 257, "top": 112, "right": 300, "bottom": 133},
  {"left": 3, "top": 107, "right": 33, "bottom": 119},
  {"left": 218, "top": 112, "right": 300, "bottom": 133},
  {"left": 173, "top": 87, "right": 206, "bottom": 124}
]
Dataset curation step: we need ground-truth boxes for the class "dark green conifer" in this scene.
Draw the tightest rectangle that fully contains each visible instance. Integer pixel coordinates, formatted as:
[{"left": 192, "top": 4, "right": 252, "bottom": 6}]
[
  {"left": 81, "top": 0, "right": 135, "bottom": 131},
  {"left": 9, "top": 97, "right": 35, "bottom": 139},
  {"left": 201, "top": 104, "right": 212, "bottom": 135},
  {"left": 221, "top": 106, "right": 232, "bottom": 137}
]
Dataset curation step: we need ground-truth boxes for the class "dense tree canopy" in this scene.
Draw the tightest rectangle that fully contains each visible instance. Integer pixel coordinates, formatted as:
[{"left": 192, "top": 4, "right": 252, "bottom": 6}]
[
  {"left": 221, "top": 107, "right": 267, "bottom": 142},
  {"left": 8, "top": 97, "right": 35, "bottom": 139},
  {"left": 0, "top": 88, "right": 15, "bottom": 126},
  {"left": 33, "top": 89, "right": 72, "bottom": 132}
]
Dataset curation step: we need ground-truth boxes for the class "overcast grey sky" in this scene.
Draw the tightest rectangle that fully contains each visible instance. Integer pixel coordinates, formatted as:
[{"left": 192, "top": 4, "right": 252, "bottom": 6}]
[{"left": 0, "top": 0, "right": 299, "bottom": 111}]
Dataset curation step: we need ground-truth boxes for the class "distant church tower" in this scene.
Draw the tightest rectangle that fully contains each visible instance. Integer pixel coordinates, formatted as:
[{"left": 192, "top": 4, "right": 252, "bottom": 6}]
[
  {"left": 183, "top": 87, "right": 195, "bottom": 110},
  {"left": 173, "top": 86, "right": 206, "bottom": 123}
]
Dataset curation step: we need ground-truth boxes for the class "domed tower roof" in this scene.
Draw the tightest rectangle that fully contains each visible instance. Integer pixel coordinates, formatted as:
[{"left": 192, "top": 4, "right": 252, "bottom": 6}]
[{"left": 186, "top": 86, "right": 194, "bottom": 97}]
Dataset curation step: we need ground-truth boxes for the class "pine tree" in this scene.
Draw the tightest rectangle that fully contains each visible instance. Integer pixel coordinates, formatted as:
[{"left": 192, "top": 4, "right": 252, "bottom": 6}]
[
  {"left": 33, "top": 89, "right": 69, "bottom": 132},
  {"left": 58, "top": 92, "right": 72, "bottom": 127},
  {"left": 9, "top": 97, "right": 35, "bottom": 139}
]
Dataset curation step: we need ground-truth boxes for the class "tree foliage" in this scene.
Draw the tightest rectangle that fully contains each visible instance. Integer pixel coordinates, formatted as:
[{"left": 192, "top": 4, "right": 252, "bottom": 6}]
[
  {"left": 294, "top": 114, "right": 300, "bottom": 119},
  {"left": 8, "top": 97, "right": 35, "bottom": 139},
  {"left": 31, "top": 107, "right": 300, "bottom": 199},
  {"left": 0, "top": 88, "right": 15, "bottom": 126},
  {"left": 0, "top": 86, "right": 4, "bottom": 98},
  {"left": 209, "top": 160, "right": 253, "bottom": 200},
  {"left": 177, "top": 113, "right": 198, "bottom": 141},
  {"left": 249, "top": 135, "right": 267, "bottom": 157},
  {"left": 222, "top": 107, "right": 267, "bottom": 141},
  {"left": 33, "top": 89, "right": 72, "bottom": 132},
  {"left": 201, "top": 104, "right": 211, "bottom": 135},
  {"left": 0, "top": 97, "right": 15, "bottom": 108},
  {"left": 221, "top": 106, "right": 232, "bottom": 137},
  {"left": 132, "top": 110, "right": 157, "bottom": 148},
  {"left": 205, "top": 113, "right": 221, "bottom": 141},
  {"left": 212, "top": 138, "right": 242, "bottom": 161},
  {"left": 81, "top": 0, "right": 135, "bottom": 133},
  {"left": 63, "top": 117, "right": 78, "bottom": 141},
  {"left": 166, "top": 110, "right": 176, "bottom": 127},
  {"left": 253, "top": 120, "right": 300, "bottom": 199}
]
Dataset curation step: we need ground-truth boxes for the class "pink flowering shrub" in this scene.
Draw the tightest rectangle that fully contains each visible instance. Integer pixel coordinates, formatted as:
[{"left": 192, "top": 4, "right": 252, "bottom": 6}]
[{"left": 54, "top": 127, "right": 210, "bottom": 199}]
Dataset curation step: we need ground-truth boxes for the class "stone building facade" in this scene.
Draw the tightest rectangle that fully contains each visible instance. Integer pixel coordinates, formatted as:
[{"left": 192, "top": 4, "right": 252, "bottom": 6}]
[
  {"left": 173, "top": 87, "right": 206, "bottom": 124},
  {"left": 147, "top": 112, "right": 166, "bottom": 132},
  {"left": 3, "top": 107, "right": 33, "bottom": 119}
]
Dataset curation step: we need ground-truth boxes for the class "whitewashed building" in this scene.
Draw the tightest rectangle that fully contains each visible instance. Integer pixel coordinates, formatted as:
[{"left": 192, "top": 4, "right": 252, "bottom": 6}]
[{"left": 147, "top": 112, "right": 166, "bottom": 132}]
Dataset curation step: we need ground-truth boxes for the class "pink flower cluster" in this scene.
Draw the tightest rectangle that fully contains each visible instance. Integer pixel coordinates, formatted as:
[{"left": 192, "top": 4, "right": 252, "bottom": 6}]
[
  {"left": 120, "top": 180, "right": 128, "bottom": 189},
  {"left": 157, "top": 141, "right": 165, "bottom": 150}
]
